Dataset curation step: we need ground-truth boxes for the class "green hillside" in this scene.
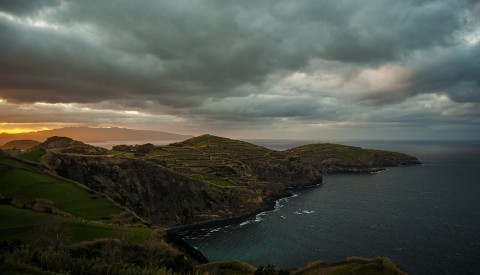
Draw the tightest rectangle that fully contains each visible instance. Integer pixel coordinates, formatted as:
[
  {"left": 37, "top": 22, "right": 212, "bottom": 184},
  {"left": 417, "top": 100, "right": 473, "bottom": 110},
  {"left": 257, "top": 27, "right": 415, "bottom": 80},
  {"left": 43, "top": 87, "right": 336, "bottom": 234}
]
[
  {"left": 0, "top": 157, "right": 122, "bottom": 220},
  {"left": 17, "top": 147, "right": 45, "bottom": 162},
  {"left": 145, "top": 134, "right": 321, "bottom": 188}
]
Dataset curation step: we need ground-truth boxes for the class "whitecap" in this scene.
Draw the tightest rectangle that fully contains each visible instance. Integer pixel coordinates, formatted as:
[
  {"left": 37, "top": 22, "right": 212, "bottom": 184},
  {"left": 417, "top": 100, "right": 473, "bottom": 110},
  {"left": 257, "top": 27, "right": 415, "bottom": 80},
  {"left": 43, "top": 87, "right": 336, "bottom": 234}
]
[
  {"left": 240, "top": 220, "right": 253, "bottom": 226},
  {"left": 209, "top": 227, "right": 222, "bottom": 233},
  {"left": 255, "top": 213, "right": 266, "bottom": 222}
]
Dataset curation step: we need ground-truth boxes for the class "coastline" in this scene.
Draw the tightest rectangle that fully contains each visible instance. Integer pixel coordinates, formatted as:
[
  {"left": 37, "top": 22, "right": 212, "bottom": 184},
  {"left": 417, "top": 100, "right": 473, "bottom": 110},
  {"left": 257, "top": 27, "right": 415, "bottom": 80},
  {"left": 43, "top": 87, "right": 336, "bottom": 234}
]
[{"left": 168, "top": 163, "right": 421, "bottom": 234}]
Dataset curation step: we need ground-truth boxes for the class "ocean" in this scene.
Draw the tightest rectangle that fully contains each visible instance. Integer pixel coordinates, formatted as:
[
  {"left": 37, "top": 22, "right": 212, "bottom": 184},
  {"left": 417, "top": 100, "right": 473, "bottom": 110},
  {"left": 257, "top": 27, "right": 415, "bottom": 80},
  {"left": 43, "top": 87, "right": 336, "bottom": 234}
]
[{"left": 179, "top": 140, "right": 480, "bottom": 274}]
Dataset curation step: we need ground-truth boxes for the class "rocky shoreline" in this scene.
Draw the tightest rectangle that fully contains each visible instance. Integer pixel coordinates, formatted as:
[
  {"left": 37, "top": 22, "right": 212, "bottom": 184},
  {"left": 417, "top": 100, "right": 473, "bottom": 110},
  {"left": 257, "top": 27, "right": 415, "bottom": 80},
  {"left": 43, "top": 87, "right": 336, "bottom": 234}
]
[{"left": 169, "top": 183, "right": 323, "bottom": 233}]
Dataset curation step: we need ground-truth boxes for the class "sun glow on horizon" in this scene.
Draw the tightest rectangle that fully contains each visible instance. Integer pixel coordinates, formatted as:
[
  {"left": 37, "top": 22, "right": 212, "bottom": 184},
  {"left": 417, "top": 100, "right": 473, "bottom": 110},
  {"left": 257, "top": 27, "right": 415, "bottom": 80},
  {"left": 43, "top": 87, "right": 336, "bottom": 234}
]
[
  {"left": 0, "top": 129, "right": 36, "bottom": 134},
  {"left": 0, "top": 124, "right": 51, "bottom": 134}
]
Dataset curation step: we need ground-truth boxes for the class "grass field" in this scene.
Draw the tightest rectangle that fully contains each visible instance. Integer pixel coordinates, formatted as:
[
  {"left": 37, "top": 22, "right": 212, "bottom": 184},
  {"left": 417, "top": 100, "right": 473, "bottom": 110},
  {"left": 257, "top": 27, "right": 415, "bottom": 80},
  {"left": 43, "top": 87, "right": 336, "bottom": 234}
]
[{"left": 0, "top": 158, "right": 122, "bottom": 220}]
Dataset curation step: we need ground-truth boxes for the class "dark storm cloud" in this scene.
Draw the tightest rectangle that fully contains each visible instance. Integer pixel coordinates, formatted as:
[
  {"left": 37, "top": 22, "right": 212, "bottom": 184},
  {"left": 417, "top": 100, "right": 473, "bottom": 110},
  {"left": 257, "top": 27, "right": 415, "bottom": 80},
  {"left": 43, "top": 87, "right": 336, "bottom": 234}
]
[
  {"left": 317, "top": 0, "right": 464, "bottom": 63},
  {"left": 413, "top": 44, "right": 480, "bottom": 103},
  {"left": 0, "top": 0, "right": 478, "bottom": 126},
  {"left": 0, "top": 0, "right": 61, "bottom": 16}
]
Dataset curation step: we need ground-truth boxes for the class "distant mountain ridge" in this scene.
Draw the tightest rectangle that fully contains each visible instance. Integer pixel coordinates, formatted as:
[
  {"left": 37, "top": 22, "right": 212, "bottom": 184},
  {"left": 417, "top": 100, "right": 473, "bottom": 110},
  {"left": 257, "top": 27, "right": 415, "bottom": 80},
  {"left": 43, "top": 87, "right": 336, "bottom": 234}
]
[
  {"left": 0, "top": 126, "right": 192, "bottom": 143},
  {"left": 1, "top": 140, "right": 40, "bottom": 150}
]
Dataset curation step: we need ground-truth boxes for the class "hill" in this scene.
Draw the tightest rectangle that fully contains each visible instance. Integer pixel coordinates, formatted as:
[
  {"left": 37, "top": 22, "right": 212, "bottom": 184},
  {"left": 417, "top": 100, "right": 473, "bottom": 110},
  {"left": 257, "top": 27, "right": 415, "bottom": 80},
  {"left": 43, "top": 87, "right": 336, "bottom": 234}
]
[
  {"left": 1, "top": 140, "right": 40, "bottom": 151},
  {"left": 40, "top": 136, "right": 108, "bottom": 155},
  {"left": 0, "top": 126, "right": 192, "bottom": 143}
]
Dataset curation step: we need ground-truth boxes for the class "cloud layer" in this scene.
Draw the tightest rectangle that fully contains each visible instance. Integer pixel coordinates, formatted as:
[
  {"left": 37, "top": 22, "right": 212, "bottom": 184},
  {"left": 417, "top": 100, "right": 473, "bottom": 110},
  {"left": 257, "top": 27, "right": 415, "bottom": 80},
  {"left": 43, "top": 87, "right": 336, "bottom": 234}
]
[{"left": 0, "top": 0, "right": 479, "bottom": 138}]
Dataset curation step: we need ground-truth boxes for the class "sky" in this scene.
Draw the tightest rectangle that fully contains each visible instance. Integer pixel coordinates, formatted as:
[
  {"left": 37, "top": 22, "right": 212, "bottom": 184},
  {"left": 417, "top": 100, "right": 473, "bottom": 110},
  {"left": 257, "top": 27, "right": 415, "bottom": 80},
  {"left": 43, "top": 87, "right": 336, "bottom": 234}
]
[{"left": 0, "top": 0, "right": 479, "bottom": 140}]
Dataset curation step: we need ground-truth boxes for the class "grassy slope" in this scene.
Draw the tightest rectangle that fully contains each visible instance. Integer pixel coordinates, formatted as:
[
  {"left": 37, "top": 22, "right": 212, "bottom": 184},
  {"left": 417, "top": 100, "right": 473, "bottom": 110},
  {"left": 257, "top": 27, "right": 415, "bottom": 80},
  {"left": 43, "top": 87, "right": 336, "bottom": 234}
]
[
  {"left": 0, "top": 158, "right": 122, "bottom": 220},
  {"left": 0, "top": 205, "right": 152, "bottom": 244},
  {"left": 0, "top": 156, "right": 151, "bottom": 244},
  {"left": 17, "top": 147, "right": 45, "bottom": 162}
]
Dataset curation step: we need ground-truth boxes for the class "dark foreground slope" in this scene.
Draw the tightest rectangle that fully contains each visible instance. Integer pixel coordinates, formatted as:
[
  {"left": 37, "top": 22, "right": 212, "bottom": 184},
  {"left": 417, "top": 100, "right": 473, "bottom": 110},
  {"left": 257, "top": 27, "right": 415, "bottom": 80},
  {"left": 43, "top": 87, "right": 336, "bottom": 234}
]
[{"left": 287, "top": 143, "right": 421, "bottom": 173}]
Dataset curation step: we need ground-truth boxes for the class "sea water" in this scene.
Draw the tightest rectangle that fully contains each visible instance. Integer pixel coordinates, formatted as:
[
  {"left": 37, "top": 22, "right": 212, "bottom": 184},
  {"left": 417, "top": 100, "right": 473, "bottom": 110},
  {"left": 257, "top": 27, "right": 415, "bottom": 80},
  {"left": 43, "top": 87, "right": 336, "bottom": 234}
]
[{"left": 180, "top": 140, "right": 480, "bottom": 274}]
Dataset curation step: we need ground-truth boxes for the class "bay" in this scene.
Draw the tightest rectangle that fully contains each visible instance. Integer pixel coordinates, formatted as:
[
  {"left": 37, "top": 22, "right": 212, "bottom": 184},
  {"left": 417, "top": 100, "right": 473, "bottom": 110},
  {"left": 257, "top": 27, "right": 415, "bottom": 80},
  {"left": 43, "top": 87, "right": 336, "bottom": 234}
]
[{"left": 180, "top": 140, "right": 480, "bottom": 274}]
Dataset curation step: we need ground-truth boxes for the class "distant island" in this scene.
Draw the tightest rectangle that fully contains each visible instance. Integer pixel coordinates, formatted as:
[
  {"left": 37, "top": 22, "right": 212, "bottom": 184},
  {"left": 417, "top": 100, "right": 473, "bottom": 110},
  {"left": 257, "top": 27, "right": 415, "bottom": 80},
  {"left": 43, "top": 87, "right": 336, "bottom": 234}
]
[
  {"left": 0, "top": 126, "right": 192, "bottom": 144},
  {"left": 0, "top": 134, "right": 417, "bottom": 274}
]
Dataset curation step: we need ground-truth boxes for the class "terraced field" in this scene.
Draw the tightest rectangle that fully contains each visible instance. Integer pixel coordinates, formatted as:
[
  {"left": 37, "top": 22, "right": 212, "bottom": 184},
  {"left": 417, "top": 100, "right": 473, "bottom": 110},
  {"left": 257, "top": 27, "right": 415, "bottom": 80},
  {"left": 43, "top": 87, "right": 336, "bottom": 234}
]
[{"left": 142, "top": 134, "right": 318, "bottom": 188}]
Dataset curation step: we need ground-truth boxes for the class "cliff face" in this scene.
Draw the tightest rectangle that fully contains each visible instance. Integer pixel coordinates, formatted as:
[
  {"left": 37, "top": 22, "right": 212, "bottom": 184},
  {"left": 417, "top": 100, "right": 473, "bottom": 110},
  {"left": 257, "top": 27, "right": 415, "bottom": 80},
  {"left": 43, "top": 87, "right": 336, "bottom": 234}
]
[
  {"left": 44, "top": 152, "right": 269, "bottom": 227},
  {"left": 287, "top": 143, "right": 421, "bottom": 173}
]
